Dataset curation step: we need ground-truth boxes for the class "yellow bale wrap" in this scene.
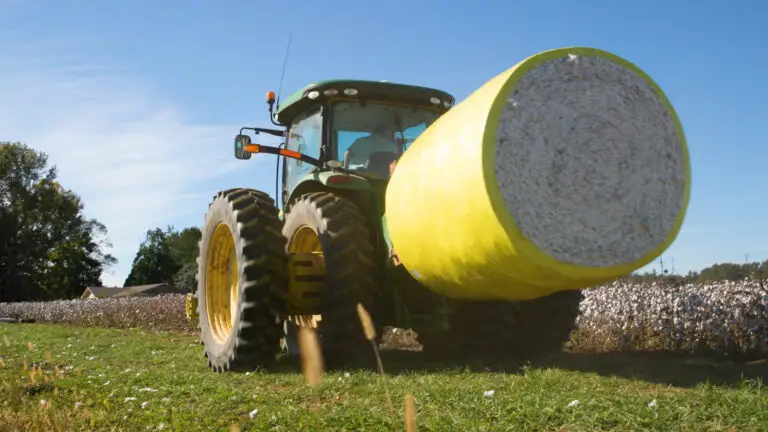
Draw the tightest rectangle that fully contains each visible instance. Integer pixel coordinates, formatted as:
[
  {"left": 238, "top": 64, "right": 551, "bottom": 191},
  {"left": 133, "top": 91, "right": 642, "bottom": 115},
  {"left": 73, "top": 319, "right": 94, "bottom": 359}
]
[{"left": 385, "top": 47, "right": 690, "bottom": 301}]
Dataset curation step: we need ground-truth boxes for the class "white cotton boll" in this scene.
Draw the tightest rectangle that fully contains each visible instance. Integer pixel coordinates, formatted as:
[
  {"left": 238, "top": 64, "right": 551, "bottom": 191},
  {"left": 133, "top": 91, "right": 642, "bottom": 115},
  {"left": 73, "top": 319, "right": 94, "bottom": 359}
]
[{"left": 574, "top": 279, "right": 768, "bottom": 356}]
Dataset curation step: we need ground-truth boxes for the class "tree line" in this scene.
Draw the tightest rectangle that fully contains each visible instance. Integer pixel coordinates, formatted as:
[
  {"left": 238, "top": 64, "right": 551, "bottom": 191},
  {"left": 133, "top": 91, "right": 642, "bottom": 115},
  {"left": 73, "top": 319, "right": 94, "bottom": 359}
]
[
  {"left": 1, "top": 142, "right": 116, "bottom": 301},
  {"left": 627, "top": 260, "right": 768, "bottom": 286},
  {"left": 0, "top": 141, "right": 202, "bottom": 302},
  {"left": 2, "top": 140, "right": 767, "bottom": 302}
]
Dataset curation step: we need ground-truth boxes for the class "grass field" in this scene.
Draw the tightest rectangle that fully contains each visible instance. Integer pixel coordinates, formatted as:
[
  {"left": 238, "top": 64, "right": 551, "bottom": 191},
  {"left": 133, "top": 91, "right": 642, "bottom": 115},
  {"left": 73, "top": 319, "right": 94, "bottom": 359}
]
[{"left": 1, "top": 324, "right": 767, "bottom": 431}]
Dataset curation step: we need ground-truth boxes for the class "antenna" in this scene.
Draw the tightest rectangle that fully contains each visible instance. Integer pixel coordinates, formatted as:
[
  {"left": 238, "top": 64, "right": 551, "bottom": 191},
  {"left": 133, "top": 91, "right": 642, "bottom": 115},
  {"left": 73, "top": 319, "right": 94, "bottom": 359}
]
[
  {"left": 276, "top": 33, "right": 292, "bottom": 109},
  {"left": 272, "top": 33, "right": 292, "bottom": 207}
]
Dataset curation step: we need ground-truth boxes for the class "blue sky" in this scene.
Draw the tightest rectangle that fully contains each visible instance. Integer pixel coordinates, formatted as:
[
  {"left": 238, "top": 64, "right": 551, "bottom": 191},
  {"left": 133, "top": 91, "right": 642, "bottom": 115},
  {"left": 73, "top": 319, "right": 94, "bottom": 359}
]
[{"left": 1, "top": 0, "right": 765, "bottom": 285}]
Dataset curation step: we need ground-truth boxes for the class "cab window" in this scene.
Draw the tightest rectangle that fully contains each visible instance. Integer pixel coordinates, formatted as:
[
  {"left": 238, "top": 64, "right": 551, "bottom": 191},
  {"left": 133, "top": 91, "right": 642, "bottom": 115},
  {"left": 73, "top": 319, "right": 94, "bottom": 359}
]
[
  {"left": 285, "top": 108, "right": 322, "bottom": 192},
  {"left": 331, "top": 102, "right": 440, "bottom": 178}
]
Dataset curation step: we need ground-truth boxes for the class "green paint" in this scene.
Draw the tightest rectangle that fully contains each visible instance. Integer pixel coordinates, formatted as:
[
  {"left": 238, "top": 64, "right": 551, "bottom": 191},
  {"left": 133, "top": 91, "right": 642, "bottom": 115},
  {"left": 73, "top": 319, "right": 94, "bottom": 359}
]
[
  {"left": 275, "top": 79, "right": 455, "bottom": 125},
  {"left": 285, "top": 170, "right": 373, "bottom": 210},
  {"left": 259, "top": 79, "right": 457, "bottom": 331}
]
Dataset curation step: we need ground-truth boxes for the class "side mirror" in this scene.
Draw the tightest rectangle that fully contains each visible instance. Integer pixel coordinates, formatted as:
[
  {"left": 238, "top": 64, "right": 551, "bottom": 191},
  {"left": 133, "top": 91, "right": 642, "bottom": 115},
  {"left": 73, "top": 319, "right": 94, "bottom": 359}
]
[{"left": 234, "top": 134, "right": 252, "bottom": 160}]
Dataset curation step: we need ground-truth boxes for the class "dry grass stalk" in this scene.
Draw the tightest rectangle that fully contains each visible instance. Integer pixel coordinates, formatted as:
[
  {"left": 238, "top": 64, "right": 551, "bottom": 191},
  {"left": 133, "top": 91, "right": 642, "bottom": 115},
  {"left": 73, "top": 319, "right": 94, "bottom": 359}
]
[
  {"left": 3, "top": 335, "right": 10, "bottom": 346},
  {"left": 357, "top": 302, "right": 397, "bottom": 430},
  {"left": 297, "top": 325, "right": 324, "bottom": 387},
  {"left": 405, "top": 393, "right": 416, "bottom": 432},
  {"left": 357, "top": 303, "right": 386, "bottom": 374},
  {"left": 357, "top": 303, "right": 377, "bottom": 340}
]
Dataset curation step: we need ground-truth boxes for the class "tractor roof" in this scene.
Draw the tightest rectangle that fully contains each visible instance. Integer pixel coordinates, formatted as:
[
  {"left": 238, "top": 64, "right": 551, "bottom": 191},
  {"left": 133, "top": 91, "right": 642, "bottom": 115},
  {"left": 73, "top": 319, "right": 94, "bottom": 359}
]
[{"left": 274, "top": 79, "right": 455, "bottom": 125}]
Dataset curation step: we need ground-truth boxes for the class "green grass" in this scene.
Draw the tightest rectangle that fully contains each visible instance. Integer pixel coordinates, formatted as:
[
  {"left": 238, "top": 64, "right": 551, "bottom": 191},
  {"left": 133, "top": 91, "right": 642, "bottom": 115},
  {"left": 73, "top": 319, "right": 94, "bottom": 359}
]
[{"left": 1, "top": 324, "right": 767, "bottom": 431}]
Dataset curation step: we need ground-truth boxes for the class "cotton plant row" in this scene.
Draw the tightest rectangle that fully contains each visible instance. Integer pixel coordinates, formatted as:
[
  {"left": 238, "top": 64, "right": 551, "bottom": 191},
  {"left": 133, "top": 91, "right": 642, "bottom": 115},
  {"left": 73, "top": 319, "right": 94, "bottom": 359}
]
[
  {"left": 572, "top": 278, "right": 768, "bottom": 357},
  {"left": 1, "top": 280, "right": 767, "bottom": 357},
  {"left": 0, "top": 294, "right": 195, "bottom": 332}
]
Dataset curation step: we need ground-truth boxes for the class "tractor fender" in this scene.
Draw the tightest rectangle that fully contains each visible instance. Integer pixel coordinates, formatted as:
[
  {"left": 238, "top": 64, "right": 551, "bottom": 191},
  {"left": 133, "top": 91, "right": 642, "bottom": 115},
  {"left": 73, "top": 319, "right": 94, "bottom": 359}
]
[{"left": 285, "top": 171, "right": 372, "bottom": 208}]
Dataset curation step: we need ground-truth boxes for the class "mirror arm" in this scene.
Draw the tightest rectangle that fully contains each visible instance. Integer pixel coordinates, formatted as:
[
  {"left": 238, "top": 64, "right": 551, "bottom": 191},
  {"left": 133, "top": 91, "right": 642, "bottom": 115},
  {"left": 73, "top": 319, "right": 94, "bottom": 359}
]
[
  {"left": 239, "top": 126, "right": 286, "bottom": 138},
  {"left": 245, "top": 144, "right": 324, "bottom": 169}
]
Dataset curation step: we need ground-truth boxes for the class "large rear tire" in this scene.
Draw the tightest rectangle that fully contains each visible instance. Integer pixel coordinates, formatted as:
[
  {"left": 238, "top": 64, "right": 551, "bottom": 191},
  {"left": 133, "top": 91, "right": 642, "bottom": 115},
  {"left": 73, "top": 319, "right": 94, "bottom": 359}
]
[
  {"left": 282, "top": 192, "right": 380, "bottom": 368},
  {"left": 418, "top": 290, "right": 583, "bottom": 364},
  {"left": 197, "top": 188, "right": 287, "bottom": 372}
]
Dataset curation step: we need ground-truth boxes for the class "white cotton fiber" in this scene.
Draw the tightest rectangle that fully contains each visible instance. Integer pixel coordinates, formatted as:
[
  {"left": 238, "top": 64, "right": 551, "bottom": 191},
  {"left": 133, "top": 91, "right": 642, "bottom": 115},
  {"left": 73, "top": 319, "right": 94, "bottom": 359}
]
[{"left": 494, "top": 54, "right": 686, "bottom": 267}]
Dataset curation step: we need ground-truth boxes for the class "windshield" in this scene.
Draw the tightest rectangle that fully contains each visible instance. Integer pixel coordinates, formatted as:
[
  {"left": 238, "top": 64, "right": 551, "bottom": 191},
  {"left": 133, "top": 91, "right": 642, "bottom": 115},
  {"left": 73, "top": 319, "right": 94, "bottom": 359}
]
[{"left": 331, "top": 101, "right": 442, "bottom": 178}]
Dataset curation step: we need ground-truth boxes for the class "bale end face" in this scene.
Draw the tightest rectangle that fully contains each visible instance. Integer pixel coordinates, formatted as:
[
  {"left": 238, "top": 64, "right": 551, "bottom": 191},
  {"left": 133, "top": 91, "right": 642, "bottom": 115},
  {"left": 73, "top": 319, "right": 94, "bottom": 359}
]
[{"left": 493, "top": 52, "right": 688, "bottom": 269}]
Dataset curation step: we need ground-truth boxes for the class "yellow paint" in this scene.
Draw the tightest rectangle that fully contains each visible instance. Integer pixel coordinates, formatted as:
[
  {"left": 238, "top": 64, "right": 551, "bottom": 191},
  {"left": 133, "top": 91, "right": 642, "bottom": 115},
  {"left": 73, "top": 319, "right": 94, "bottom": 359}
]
[
  {"left": 185, "top": 293, "right": 199, "bottom": 323},
  {"left": 385, "top": 47, "right": 690, "bottom": 301},
  {"left": 286, "top": 225, "right": 325, "bottom": 327},
  {"left": 205, "top": 223, "right": 239, "bottom": 342}
]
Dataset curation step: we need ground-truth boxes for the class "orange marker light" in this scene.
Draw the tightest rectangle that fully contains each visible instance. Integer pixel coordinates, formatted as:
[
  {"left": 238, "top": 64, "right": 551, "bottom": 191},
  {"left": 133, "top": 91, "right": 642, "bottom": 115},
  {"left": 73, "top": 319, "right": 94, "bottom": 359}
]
[
  {"left": 266, "top": 91, "right": 276, "bottom": 104},
  {"left": 244, "top": 144, "right": 261, "bottom": 153}
]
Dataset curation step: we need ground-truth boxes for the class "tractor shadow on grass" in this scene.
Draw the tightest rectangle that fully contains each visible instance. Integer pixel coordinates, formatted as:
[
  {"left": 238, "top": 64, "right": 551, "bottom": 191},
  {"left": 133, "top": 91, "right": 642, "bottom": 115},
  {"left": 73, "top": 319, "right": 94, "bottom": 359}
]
[
  {"left": 269, "top": 327, "right": 768, "bottom": 389},
  {"left": 537, "top": 350, "right": 768, "bottom": 389},
  {"left": 306, "top": 348, "right": 768, "bottom": 390}
]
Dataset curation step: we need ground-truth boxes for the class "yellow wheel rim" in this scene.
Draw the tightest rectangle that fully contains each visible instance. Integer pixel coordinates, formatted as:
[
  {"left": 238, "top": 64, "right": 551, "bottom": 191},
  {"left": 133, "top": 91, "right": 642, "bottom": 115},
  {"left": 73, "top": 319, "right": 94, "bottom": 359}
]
[
  {"left": 206, "top": 223, "right": 239, "bottom": 343},
  {"left": 287, "top": 226, "right": 325, "bottom": 327},
  {"left": 289, "top": 226, "right": 322, "bottom": 254}
]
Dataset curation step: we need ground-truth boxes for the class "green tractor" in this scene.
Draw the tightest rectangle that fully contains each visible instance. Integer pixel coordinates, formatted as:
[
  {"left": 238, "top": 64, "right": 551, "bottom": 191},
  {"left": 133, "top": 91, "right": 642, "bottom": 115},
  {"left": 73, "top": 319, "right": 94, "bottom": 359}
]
[{"left": 196, "top": 47, "right": 691, "bottom": 371}]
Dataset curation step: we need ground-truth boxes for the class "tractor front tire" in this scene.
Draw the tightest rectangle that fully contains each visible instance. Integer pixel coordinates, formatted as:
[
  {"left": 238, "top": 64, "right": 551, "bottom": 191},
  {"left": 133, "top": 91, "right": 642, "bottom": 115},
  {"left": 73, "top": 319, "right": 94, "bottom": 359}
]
[
  {"left": 282, "top": 192, "right": 380, "bottom": 368},
  {"left": 197, "top": 188, "right": 287, "bottom": 372}
]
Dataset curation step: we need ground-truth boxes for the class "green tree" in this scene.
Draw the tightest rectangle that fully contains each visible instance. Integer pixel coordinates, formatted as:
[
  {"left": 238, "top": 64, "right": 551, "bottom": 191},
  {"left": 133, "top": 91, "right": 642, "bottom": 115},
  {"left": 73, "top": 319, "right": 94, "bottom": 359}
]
[
  {"left": 759, "top": 260, "right": 768, "bottom": 279},
  {"left": 698, "top": 262, "right": 754, "bottom": 282},
  {"left": 167, "top": 227, "right": 202, "bottom": 265},
  {"left": 173, "top": 261, "right": 198, "bottom": 293},
  {"left": 123, "top": 227, "right": 179, "bottom": 287},
  {"left": 168, "top": 227, "right": 201, "bottom": 293},
  {"left": 123, "top": 225, "right": 201, "bottom": 292},
  {"left": 0, "top": 142, "right": 117, "bottom": 301}
]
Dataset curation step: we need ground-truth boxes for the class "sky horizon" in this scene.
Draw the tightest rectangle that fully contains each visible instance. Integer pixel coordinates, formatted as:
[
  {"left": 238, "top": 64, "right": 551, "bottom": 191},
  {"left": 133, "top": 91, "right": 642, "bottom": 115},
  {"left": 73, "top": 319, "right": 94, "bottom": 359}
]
[{"left": 2, "top": 0, "right": 766, "bottom": 287}]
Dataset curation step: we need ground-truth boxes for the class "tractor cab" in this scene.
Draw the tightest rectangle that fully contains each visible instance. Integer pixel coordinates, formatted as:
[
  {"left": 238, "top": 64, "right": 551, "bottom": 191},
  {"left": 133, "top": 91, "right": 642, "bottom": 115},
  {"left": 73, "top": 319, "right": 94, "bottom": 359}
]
[{"left": 234, "top": 80, "right": 455, "bottom": 208}]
